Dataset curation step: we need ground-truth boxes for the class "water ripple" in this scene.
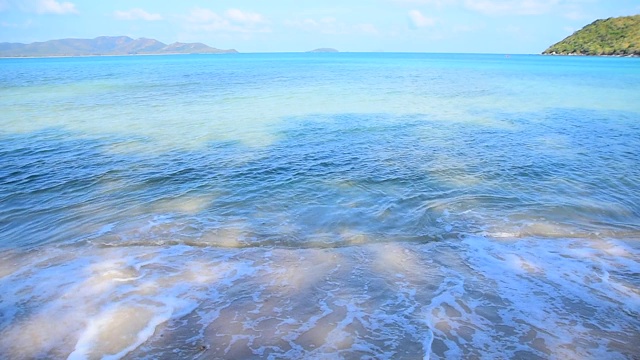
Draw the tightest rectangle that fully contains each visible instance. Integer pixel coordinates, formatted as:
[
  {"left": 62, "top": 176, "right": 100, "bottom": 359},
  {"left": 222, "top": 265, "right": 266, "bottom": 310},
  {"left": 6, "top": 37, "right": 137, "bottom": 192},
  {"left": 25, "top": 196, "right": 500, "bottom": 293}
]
[{"left": 1, "top": 107, "right": 638, "bottom": 250}]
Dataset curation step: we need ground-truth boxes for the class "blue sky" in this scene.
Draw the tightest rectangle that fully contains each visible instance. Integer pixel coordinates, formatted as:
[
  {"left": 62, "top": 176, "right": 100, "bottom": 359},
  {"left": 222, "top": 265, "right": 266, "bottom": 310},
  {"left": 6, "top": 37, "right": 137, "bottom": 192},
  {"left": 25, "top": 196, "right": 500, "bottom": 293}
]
[{"left": 1, "top": 0, "right": 639, "bottom": 53}]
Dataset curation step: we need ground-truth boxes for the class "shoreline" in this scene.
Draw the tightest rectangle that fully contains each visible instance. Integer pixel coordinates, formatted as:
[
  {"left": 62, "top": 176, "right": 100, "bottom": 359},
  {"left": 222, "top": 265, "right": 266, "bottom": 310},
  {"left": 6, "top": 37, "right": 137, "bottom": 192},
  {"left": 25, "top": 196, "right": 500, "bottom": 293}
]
[
  {"left": 542, "top": 52, "right": 639, "bottom": 57},
  {"left": 2, "top": 51, "right": 639, "bottom": 59},
  {"left": 0, "top": 52, "right": 238, "bottom": 59}
]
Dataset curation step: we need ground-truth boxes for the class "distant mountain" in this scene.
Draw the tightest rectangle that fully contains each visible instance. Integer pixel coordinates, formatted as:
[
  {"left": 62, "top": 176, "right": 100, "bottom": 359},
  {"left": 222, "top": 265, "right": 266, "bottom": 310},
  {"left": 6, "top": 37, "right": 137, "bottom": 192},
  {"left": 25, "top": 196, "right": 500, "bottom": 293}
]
[
  {"left": 0, "top": 36, "right": 238, "bottom": 57},
  {"left": 307, "top": 48, "right": 339, "bottom": 53},
  {"left": 543, "top": 15, "right": 640, "bottom": 56},
  {"left": 158, "top": 42, "right": 223, "bottom": 54}
]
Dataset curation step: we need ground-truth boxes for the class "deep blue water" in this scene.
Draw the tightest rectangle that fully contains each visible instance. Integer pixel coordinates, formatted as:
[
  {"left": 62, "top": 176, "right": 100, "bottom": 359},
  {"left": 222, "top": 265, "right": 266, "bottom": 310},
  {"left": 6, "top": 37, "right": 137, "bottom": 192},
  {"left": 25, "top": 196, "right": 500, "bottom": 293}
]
[{"left": 0, "top": 53, "right": 639, "bottom": 359}]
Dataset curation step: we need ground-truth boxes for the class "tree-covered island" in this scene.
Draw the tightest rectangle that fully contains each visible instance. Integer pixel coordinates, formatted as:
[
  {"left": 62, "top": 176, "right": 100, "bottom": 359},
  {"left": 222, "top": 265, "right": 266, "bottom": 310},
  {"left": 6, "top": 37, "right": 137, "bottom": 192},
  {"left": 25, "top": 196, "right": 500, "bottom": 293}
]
[{"left": 543, "top": 15, "right": 640, "bottom": 56}]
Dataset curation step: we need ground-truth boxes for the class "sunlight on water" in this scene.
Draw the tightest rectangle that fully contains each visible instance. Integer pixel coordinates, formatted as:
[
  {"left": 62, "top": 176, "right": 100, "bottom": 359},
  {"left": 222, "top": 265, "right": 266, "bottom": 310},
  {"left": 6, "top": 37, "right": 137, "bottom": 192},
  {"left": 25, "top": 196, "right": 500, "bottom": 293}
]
[
  {"left": 0, "top": 53, "right": 639, "bottom": 359},
  {"left": 2, "top": 54, "right": 639, "bottom": 150}
]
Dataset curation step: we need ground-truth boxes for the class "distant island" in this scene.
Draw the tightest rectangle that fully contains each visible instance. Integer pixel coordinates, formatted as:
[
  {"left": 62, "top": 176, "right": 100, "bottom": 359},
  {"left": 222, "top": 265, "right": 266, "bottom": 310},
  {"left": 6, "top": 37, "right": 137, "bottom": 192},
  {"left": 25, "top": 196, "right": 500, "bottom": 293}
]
[
  {"left": 0, "top": 36, "right": 238, "bottom": 57},
  {"left": 543, "top": 15, "right": 640, "bottom": 56},
  {"left": 307, "top": 48, "right": 339, "bottom": 53}
]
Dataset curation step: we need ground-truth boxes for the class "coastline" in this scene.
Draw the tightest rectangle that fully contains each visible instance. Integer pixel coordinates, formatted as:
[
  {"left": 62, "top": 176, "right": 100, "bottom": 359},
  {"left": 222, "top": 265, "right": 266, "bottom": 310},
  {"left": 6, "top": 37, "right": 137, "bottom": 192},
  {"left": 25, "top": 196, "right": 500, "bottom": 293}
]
[
  {"left": 2, "top": 51, "right": 638, "bottom": 59},
  {"left": 542, "top": 52, "right": 640, "bottom": 57},
  {"left": 0, "top": 52, "right": 239, "bottom": 59}
]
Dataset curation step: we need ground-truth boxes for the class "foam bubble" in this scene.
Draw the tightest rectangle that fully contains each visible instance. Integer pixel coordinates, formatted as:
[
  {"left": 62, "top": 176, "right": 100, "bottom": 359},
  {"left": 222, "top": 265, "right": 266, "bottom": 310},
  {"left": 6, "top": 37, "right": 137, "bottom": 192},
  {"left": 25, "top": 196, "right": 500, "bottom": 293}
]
[
  {"left": 0, "top": 236, "right": 638, "bottom": 359},
  {"left": 68, "top": 304, "right": 172, "bottom": 360}
]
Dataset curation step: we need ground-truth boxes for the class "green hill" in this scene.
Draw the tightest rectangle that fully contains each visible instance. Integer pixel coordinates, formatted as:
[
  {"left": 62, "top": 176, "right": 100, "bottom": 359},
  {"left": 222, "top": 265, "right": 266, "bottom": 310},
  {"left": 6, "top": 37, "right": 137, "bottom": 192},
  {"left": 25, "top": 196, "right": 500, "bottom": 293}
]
[
  {"left": 543, "top": 15, "right": 640, "bottom": 56},
  {"left": 0, "top": 36, "right": 238, "bottom": 57}
]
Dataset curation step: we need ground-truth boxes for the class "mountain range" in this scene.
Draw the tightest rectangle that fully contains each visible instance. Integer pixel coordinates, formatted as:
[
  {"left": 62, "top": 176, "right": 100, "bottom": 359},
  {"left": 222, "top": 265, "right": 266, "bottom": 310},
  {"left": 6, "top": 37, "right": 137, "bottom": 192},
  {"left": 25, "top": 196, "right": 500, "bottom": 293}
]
[{"left": 0, "top": 36, "right": 238, "bottom": 57}]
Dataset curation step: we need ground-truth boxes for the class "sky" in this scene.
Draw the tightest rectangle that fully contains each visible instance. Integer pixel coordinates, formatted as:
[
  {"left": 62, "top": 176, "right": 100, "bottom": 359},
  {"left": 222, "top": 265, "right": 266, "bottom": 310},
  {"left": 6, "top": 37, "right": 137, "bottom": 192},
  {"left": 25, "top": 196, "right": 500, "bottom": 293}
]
[{"left": 1, "top": 0, "right": 639, "bottom": 53}]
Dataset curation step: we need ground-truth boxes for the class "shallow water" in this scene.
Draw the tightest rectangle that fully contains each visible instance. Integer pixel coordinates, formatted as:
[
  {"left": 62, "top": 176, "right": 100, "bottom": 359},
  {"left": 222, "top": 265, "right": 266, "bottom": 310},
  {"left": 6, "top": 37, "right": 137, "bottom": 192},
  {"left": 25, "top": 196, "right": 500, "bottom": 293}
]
[{"left": 1, "top": 53, "right": 639, "bottom": 359}]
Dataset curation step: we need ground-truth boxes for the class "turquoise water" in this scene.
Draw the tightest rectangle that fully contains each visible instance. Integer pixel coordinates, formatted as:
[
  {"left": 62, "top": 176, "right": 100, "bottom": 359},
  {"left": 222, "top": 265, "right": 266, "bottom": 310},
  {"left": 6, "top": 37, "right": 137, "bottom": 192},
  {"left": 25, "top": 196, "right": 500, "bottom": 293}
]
[{"left": 1, "top": 53, "right": 639, "bottom": 359}]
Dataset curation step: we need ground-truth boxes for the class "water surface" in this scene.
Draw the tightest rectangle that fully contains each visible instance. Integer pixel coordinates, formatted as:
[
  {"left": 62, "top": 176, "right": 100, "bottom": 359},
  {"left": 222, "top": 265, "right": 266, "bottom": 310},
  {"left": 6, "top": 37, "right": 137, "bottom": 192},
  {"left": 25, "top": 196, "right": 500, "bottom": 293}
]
[{"left": 1, "top": 53, "right": 639, "bottom": 359}]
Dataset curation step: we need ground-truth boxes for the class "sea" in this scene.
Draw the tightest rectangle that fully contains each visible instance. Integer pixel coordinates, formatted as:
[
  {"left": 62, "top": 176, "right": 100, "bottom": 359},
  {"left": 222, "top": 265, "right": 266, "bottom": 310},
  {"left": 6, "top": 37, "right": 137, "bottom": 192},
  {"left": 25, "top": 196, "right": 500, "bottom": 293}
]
[{"left": 0, "top": 53, "right": 639, "bottom": 359}]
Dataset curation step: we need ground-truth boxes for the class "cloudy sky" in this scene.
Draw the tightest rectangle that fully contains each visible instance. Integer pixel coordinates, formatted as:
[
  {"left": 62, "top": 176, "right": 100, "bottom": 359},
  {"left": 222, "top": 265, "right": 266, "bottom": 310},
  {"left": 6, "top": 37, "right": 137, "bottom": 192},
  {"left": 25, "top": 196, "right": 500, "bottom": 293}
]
[{"left": 1, "top": 0, "right": 638, "bottom": 53}]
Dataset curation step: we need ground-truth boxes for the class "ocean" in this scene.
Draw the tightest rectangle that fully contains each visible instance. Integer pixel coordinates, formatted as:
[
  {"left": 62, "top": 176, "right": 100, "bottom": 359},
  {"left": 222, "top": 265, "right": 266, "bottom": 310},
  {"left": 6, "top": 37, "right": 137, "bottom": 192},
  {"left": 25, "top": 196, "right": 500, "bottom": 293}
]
[{"left": 0, "top": 53, "right": 639, "bottom": 359}]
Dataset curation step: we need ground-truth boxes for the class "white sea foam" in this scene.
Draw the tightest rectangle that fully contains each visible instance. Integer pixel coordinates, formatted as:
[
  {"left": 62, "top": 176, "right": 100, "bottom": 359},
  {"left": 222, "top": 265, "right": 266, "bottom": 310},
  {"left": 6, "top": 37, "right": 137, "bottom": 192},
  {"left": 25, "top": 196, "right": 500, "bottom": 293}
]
[{"left": 1, "top": 234, "right": 637, "bottom": 359}]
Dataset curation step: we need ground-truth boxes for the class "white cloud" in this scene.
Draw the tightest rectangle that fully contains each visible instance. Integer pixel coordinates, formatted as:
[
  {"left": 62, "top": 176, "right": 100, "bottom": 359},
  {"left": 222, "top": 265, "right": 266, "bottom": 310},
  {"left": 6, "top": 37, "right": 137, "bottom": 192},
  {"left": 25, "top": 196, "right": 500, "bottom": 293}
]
[
  {"left": 394, "top": 0, "right": 456, "bottom": 7},
  {"left": 285, "top": 17, "right": 344, "bottom": 34},
  {"left": 408, "top": 10, "right": 436, "bottom": 28},
  {"left": 225, "top": 8, "right": 265, "bottom": 24},
  {"left": 35, "top": 0, "right": 77, "bottom": 14},
  {"left": 186, "top": 7, "right": 222, "bottom": 23},
  {"left": 285, "top": 17, "right": 377, "bottom": 35},
  {"left": 285, "top": 17, "right": 340, "bottom": 35},
  {"left": 185, "top": 7, "right": 269, "bottom": 33},
  {"left": 114, "top": 8, "right": 162, "bottom": 21},
  {"left": 463, "top": 0, "right": 559, "bottom": 16},
  {"left": 0, "top": 0, "right": 77, "bottom": 14},
  {"left": 396, "top": 0, "right": 582, "bottom": 16}
]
